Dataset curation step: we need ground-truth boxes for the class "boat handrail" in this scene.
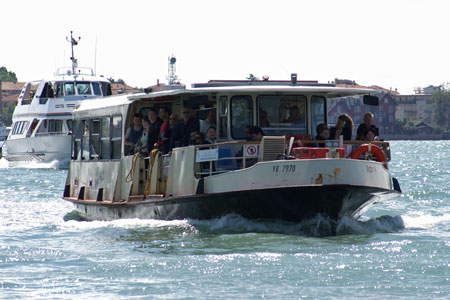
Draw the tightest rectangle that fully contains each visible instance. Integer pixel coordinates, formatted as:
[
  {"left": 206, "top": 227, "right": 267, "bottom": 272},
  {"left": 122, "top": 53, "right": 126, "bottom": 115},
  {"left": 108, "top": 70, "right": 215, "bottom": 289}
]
[
  {"left": 55, "top": 67, "right": 95, "bottom": 77},
  {"left": 300, "top": 139, "right": 391, "bottom": 161},
  {"left": 34, "top": 132, "right": 69, "bottom": 137}
]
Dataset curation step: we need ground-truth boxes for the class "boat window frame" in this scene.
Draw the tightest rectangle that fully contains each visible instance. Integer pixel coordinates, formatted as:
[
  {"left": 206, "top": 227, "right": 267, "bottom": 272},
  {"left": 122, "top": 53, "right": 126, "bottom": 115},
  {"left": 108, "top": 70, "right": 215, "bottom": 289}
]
[{"left": 230, "top": 95, "right": 253, "bottom": 140}]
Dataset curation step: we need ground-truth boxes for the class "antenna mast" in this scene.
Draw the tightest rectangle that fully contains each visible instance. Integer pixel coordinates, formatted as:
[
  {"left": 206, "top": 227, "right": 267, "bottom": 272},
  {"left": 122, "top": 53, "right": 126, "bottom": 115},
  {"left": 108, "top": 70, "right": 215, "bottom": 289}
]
[
  {"left": 167, "top": 55, "right": 179, "bottom": 85},
  {"left": 66, "top": 31, "right": 81, "bottom": 74}
]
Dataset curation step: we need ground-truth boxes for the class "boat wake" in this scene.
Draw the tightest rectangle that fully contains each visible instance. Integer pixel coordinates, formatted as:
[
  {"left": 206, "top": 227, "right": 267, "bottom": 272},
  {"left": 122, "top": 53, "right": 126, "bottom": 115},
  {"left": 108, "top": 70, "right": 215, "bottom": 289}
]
[
  {"left": 189, "top": 214, "right": 406, "bottom": 237},
  {"left": 0, "top": 158, "right": 68, "bottom": 169},
  {"left": 63, "top": 211, "right": 405, "bottom": 237}
]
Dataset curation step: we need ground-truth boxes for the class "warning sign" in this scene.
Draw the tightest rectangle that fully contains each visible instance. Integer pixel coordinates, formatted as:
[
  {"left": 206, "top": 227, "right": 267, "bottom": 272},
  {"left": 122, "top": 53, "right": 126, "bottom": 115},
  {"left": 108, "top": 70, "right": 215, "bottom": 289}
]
[{"left": 245, "top": 145, "right": 259, "bottom": 157}]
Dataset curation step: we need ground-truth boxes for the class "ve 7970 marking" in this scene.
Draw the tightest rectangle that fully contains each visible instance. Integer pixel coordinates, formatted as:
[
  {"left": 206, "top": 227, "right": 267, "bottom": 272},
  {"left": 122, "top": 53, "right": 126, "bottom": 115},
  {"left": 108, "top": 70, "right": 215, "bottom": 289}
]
[{"left": 273, "top": 165, "right": 296, "bottom": 173}]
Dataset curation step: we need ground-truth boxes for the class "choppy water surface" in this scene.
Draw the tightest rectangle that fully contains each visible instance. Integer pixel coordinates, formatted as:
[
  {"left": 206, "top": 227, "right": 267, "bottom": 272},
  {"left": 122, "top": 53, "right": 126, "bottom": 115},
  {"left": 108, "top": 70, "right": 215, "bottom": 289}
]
[{"left": 0, "top": 141, "right": 449, "bottom": 299}]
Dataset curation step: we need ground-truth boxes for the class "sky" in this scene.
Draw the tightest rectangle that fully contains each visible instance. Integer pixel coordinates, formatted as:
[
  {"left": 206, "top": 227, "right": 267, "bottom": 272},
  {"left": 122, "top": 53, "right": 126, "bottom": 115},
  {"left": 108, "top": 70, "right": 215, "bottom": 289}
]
[{"left": 1, "top": 0, "right": 450, "bottom": 94}]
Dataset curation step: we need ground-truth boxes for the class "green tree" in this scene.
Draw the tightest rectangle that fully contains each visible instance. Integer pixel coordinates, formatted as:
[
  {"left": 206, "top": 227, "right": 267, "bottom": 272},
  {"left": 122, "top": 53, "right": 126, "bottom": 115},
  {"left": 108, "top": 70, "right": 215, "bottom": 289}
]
[
  {"left": 0, "top": 67, "right": 18, "bottom": 82},
  {"left": 431, "top": 83, "right": 450, "bottom": 131},
  {"left": 1, "top": 101, "right": 16, "bottom": 125}
]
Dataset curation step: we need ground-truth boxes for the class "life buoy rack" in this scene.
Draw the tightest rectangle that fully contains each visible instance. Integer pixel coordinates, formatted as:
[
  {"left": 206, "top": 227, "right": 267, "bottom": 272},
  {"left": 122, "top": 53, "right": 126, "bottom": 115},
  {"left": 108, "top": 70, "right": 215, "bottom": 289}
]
[{"left": 349, "top": 144, "right": 388, "bottom": 169}]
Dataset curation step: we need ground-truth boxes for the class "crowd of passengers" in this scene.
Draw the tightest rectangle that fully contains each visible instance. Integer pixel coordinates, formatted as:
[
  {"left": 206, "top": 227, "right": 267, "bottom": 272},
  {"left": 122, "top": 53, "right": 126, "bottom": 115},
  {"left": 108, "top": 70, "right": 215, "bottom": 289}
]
[
  {"left": 124, "top": 105, "right": 380, "bottom": 158},
  {"left": 313, "top": 112, "right": 380, "bottom": 147},
  {"left": 124, "top": 106, "right": 220, "bottom": 157}
]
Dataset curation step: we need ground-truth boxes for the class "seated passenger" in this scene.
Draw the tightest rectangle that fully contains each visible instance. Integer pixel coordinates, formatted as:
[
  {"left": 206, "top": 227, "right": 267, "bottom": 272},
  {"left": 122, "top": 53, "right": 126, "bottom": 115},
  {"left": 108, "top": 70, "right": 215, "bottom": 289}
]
[
  {"left": 315, "top": 123, "right": 330, "bottom": 147},
  {"left": 124, "top": 113, "right": 143, "bottom": 155},
  {"left": 248, "top": 126, "right": 264, "bottom": 141},
  {"left": 363, "top": 127, "right": 377, "bottom": 142},
  {"left": 205, "top": 126, "right": 217, "bottom": 144},
  {"left": 190, "top": 131, "right": 208, "bottom": 145}
]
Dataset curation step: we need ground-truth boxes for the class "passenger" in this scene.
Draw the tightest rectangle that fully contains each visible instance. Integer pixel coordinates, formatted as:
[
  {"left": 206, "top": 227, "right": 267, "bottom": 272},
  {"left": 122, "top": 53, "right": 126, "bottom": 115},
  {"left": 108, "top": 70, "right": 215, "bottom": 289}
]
[
  {"left": 356, "top": 112, "right": 379, "bottom": 140},
  {"left": 331, "top": 114, "right": 353, "bottom": 140},
  {"left": 170, "top": 106, "right": 200, "bottom": 151},
  {"left": 200, "top": 109, "right": 216, "bottom": 133},
  {"left": 248, "top": 126, "right": 264, "bottom": 141},
  {"left": 329, "top": 126, "right": 342, "bottom": 140},
  {"left": 190, "top": 131, "right": 207, "bottom": 145},
  {"left": 286, "top": 106, "right": 304, "bottom": 124},
  {"left": 158, "top": 107, "right": 170, "bottom": 150},
  {"left": 124, "top": 113, "right": 143, "bottom": 155},
  {"left": 205, "top": 126, "right": 217, "bottom": 144},
  {"left": 162, "top": 114, "right": 178, "bottom": 154},
  {"left": 315, "top": 123, "right": 330, "bottom": 147},
  {"left": 136, "top": 116, "right": 150, "bottom": 156},
  {"left": 259, "top": 110, "right": 270, "bottom": 127},
  {"left": 147, "top": 108, "right": 162, "bottom": 152},
  {"left": 363, "top": 127, "right": 377, "bottom": 142}
]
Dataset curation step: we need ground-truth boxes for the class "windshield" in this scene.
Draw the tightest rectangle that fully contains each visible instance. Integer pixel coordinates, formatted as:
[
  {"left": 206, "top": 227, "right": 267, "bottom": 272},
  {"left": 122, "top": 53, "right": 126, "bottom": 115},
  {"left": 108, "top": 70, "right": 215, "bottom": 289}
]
[{"left": 257, "top": 95, "right": 307, "bottom": 136}]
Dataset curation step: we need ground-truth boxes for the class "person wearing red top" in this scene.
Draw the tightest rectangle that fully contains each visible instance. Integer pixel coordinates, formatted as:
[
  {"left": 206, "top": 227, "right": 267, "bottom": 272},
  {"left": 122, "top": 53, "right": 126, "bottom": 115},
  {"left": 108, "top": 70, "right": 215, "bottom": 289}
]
[{"left": 157, "top": 107, "right": 170, "bottom": 149}]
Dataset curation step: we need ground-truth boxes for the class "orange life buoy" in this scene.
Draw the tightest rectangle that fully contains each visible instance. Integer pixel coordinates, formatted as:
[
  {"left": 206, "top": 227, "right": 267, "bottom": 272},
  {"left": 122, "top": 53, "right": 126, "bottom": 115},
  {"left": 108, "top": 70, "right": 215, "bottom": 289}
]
[{"left": 349, "top": 144, "right": 388, "bottom": 169}]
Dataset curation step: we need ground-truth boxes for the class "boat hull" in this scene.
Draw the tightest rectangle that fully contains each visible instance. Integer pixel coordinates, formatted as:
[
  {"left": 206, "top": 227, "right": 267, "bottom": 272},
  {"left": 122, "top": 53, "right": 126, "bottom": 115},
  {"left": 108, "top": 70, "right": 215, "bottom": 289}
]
[
  {"left": 4, "top": 135, "right": 71, "bottom": 166},
  {"left": 65, "top": 184, "right": 400, "bottom": 222}
]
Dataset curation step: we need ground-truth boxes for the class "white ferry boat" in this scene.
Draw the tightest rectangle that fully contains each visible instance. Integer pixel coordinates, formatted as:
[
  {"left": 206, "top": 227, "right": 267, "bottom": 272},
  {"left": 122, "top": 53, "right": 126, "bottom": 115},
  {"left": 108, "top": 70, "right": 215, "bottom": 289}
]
[
  {"left": 4, "top": 32, "right": 112, "bottom": 167},
  {"left": 62, "top": 76, "right": 401, "bottom": 223}
]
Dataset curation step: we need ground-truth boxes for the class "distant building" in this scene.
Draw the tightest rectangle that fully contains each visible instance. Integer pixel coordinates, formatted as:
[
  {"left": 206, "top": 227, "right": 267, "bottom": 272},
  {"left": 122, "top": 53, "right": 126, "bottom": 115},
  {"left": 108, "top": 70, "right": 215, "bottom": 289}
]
[
  {"left": 110, "top": 82, "right": 140, "bottom": 94},
  {"left": 394, "top": 85, "right": 438, "bottom": 126},
  {"left": 0, "top": 81, "right": 24, "bottom": 111}
]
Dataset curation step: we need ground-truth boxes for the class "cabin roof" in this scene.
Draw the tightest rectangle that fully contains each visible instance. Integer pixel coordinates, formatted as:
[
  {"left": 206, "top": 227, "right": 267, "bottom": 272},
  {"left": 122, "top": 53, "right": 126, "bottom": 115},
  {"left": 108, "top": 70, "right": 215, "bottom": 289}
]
[{"left": 74, "top": 84, "right": 374, "bottom": 114}]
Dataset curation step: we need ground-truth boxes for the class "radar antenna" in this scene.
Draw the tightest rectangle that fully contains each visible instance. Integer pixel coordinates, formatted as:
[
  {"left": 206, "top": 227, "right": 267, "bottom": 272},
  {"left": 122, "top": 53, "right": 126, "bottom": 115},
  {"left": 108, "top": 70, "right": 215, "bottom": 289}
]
[
  {"left": 66, "top": 31, "right": 81, "bottom": 74},
  {"left": 167, "top": 55, "right": 179, "bottom": 85}
]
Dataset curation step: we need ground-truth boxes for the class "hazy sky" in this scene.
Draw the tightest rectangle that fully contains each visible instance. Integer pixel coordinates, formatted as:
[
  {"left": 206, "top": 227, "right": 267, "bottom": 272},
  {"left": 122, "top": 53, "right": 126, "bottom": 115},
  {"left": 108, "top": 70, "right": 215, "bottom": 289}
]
[{"left": 2, "top": 0, "right": 449, "bottom": 94}]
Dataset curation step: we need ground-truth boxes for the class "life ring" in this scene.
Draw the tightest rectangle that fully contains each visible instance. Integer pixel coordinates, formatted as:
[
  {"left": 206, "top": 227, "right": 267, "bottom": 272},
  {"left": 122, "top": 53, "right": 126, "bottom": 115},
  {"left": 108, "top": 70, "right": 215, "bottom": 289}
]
[{"left": 349, "top": 144, "right": 388, "bottom": 169}]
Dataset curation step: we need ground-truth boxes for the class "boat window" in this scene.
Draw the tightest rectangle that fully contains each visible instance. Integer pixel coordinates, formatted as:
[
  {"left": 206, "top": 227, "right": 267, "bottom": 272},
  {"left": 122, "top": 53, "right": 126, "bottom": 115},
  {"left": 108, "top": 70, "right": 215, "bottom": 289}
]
[
  {"left": 66, "top": 120, "right": 73, "bottom": 134},
  {"left": 101, "top": 117, "right": 111, "bottom": 160},
  {"left": 218, "top": 96, "right": 228, "bottom": 139},
  {"left": 231, "top": 95, "right": 253, "bottom": 139},
  {"left": 11, "top": 121, "right": 29, "bottom": 135},
  {"left": 111, "top": 115, "right": 122, "bottom": 159},
  {"left": 82, "top": 120, "right": 90, "bottom": 160},
  {"left": 310, "top": 96, "right": 326, "bottom": 137},
  {"left": 55, "top": 82, "right": 63, "bottom": 97},
  {"left": 11, "top": 122, "right": 18, "bottom": 135},
  {"left": 73, "top": 120, "right": 83, "bottom": 160},
  {"left": 48, "top": 120, "right": 64, "bottom": 134},
  {"left": 92, "top": 82, "right": 102, "bottom": 96},
  {"left": 77, "top": 82, "right": 92, "bottom": 96},
  {"left": 27, "top": 119, "right": 39, "bottom": 137},
  {"left": 101, "top": 82, "right": 112, "bottom": 96},
  {"left": 64, "top": 83, "right": 76, "bottom": 96},
  {"left": 257, "top": 95, "right": 307, "bottom": 136},
  {"left": 21, "top": 82, "right": 37, "bottom": 105},
  {"left": 91, "top": 119, "right": 101, "bottom": 159},
  {"left": 39, "top": 82, "right": 55, "bottom": 104}
]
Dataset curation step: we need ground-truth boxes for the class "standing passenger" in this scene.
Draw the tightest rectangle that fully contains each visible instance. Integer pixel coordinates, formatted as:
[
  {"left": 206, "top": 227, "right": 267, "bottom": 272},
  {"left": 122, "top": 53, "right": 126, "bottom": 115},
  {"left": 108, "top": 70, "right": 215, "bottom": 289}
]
[
  {"left": 124, "top": 113, "right": 143, "bottom": 155},
  {"left": 170, "top": 106, "right": 200, "bottom": 151},
  {"left": 147, "top": 108, "right": 161, "bottom": 152}
]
